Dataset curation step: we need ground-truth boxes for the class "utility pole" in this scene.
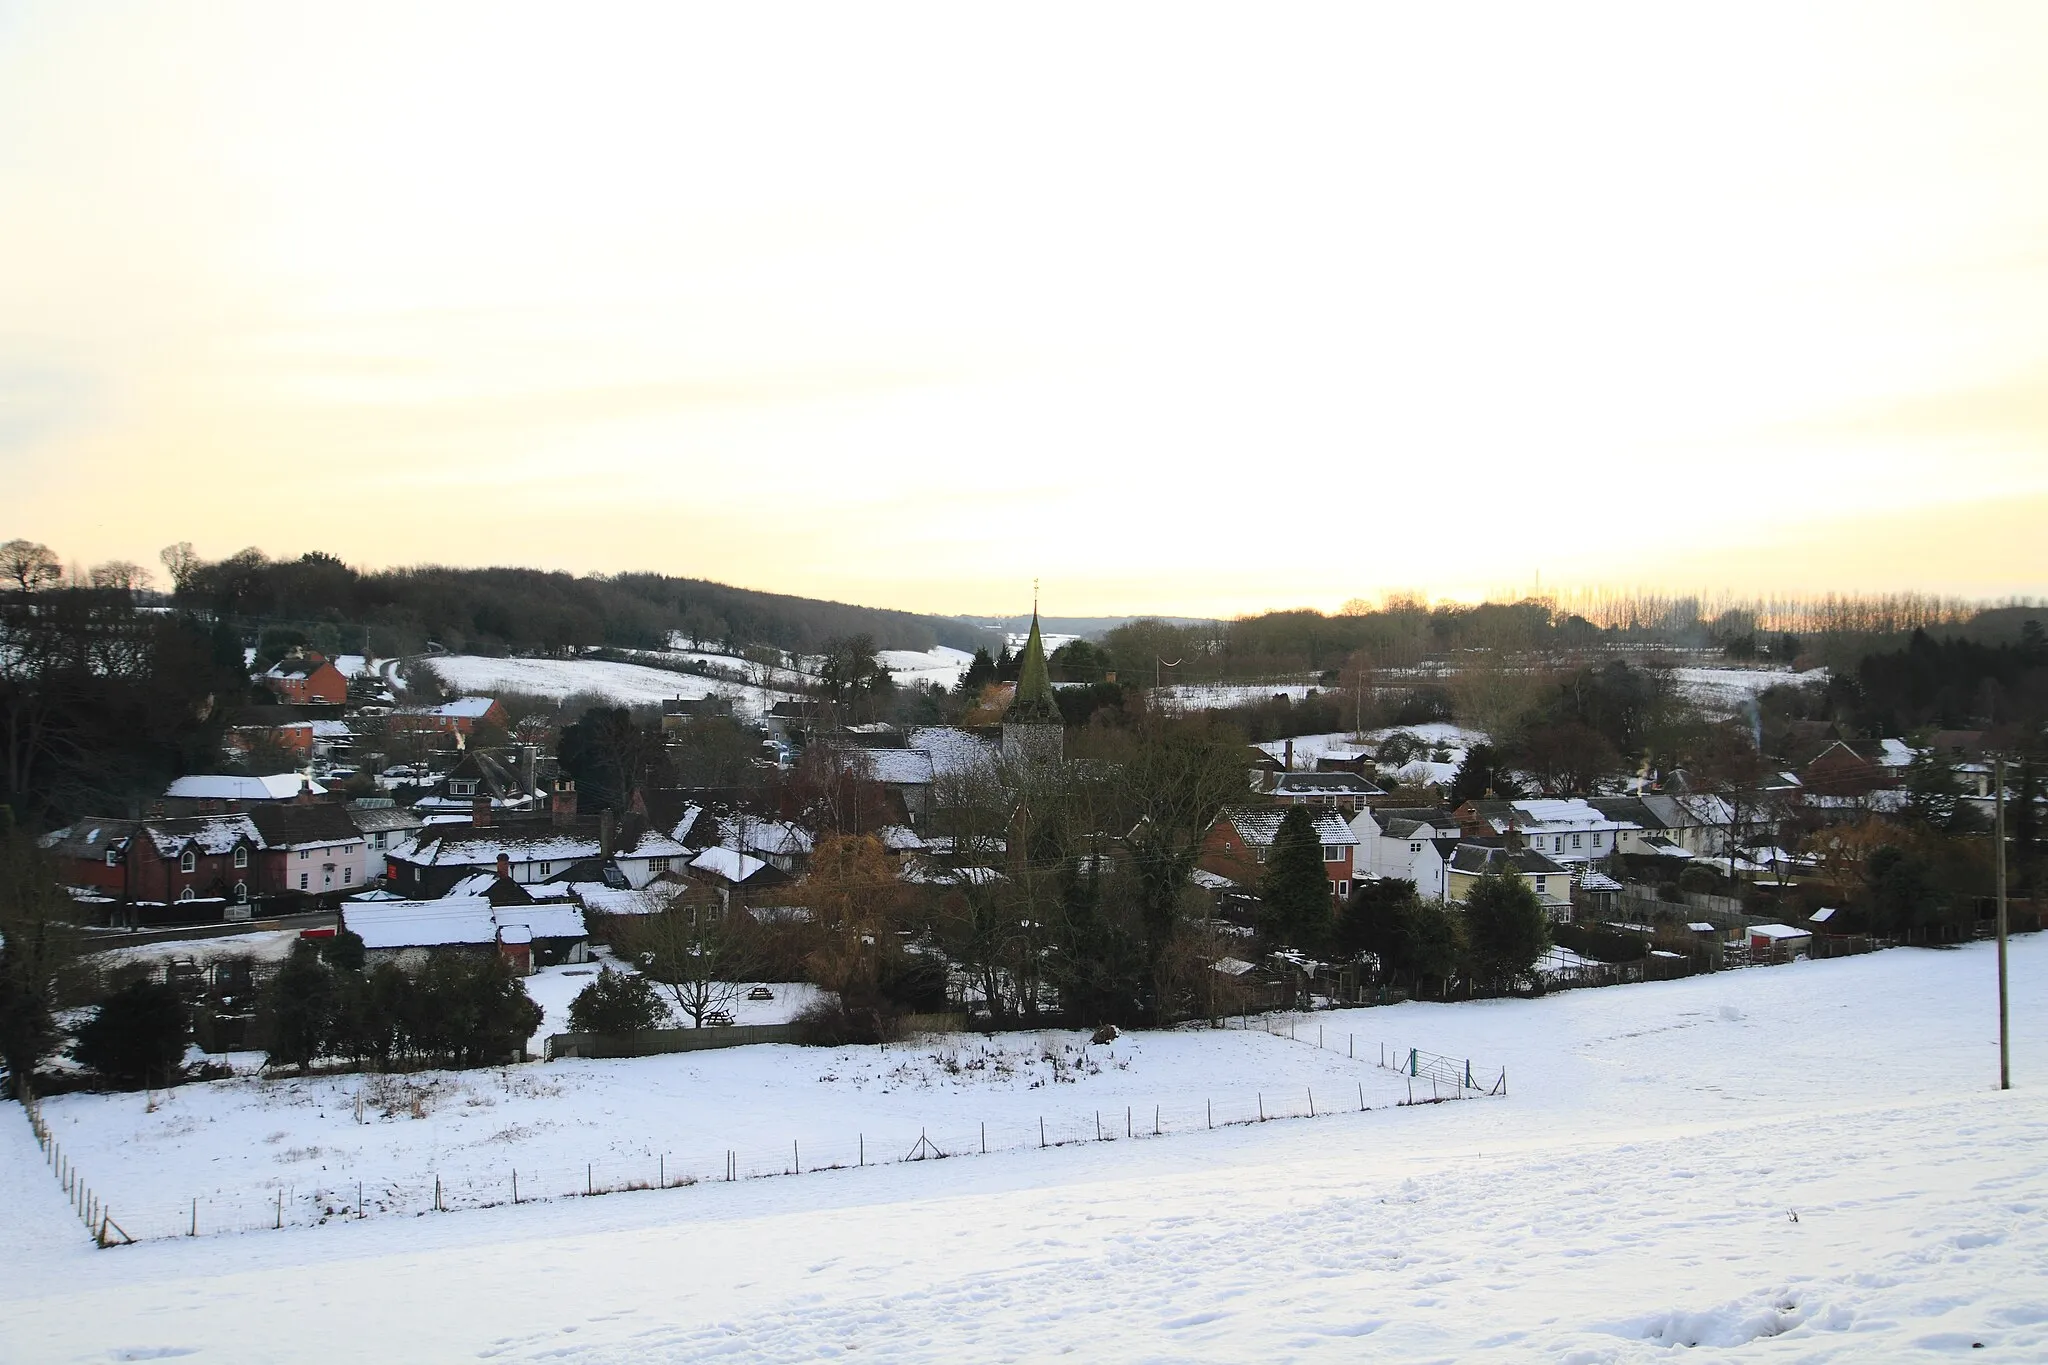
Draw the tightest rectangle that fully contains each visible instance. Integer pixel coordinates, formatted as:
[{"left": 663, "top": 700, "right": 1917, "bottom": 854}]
[{"left": 1996, "top": 756, "right": 2010, "bottom": 1090}]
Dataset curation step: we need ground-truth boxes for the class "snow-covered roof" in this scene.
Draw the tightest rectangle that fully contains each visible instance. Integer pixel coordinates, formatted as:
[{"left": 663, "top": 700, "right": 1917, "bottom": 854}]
[
  {"left": 691, "top": 846, "right": 770, "bottom": 883},
  {"left": 138, "top": 815, "right": 263, "bottom": 857},
  {"left": 165, "top": 773, "right": 326, "bottom": 801},
  {"left": 1579, "top": 871, "right": 1623, "bottom": 892},
  {"left": 1687, "top": 922, "right": 1717, "bottom": 933},
  {"left": 1210, "top": 956, "right": 1256, "bottom": 977},
  {"left": 850, "top": 748, "right": 937, "bottom": 786},
  {"left": 494, "top": 903, "right": 587, "bottom": 941},
  {"left": 433, "top": 697, "right": 499, "bottom": 719},
  {"left": 1191, "top": 868, "right": 1237, "bottom": 890},
  {"left": 907, "top": 726, "right": 998, "bottom": 779},
  {"left": 1809, "top": 906, "right": 1839, "bottom": 923},
  {"left": 1225, "top": 809, "right": 1358, "bottom": 847},
  {"left": 669, "top": 804, "right": 704, "bottom": 844},
  {"left": 1535, "top": 945, "right": 1597, "bottom": 976},
  {"left": 879, "top": 824, "right": 925, "bottom": 851},
  {"left": 344, "top": 897, "right": 497, "bottom": 949},
  {"left": 1749, "top": 922, "right": 1811, "bottom": 940},
  {"left": 1877, "top": 738, "right": 1918, "bottom": 768},
  {"left": 742, "top": 821, "right": 815, "bottom": 858}
]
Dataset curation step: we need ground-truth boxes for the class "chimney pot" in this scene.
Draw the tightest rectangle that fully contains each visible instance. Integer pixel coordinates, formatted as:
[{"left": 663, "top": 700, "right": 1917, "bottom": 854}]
[{"left": 496, "top": 851, "right": 510, "bottom": 880}]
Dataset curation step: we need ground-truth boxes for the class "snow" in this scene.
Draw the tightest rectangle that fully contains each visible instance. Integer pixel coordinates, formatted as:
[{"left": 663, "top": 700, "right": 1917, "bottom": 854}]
[
  {"left": 1673, "top": 665, "right": 1827, "bottom": 716},
  {"left": 4, "top": 939, "right": 2046, "bottom": 1362},
  {"left": 877, "top": 646, "right": 976, "bottom": 691},
  {"left": 422, "top": 655, "right": 799, "bottom": 717},
  {"left": 89, "top": 930, "right": 303, "bottom": 969},
  {"left": 162, "top": 774, "right": 325, "bottom": 802}
]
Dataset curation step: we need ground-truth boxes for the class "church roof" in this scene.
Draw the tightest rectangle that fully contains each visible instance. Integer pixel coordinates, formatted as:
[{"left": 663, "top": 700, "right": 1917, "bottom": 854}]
[{"left": 1005, "top": 610, "right": 1062, "bottom": 726}]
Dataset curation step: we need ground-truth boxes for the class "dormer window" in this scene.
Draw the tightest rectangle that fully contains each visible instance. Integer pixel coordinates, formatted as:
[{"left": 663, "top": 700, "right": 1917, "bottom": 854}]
[
  {"left": 234, "top": 846, "right": 249, "bottom": 868},
  {"left": 450, "top": 779, "right": 478, "bottom": 797},
  {"left": 179, "top": 849, "right": 196, "bottom": 873}
]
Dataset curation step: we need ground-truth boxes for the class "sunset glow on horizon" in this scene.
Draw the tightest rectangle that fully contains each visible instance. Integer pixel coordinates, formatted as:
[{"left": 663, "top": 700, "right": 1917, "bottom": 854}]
[{"left": 3, "top": 2, "right": 2046, "bottom": 619}]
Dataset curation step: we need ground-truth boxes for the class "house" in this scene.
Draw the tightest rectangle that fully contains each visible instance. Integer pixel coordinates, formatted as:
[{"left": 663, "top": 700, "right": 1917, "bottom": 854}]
[
  {"left": 660, "top": 695, "right": 735, "bottom": 734},
  {"left": 1201, "top": 808, "right": 1359, "bottom": 910},
  {"left": 340, "top": 896, "right": 582, "bottom": 976},
  {"left": 392, "top": 696, "right": 506, "bottom": 740},
  {"left": 249, "top": 803, "right": 372, "bottom": 899},
  {"left": 260, "top": 652, "right": 349, "bottom": 706},
  {"left": 106, "top": 816, "right": 267, "bottom": 924},
  {"left": 1801, "top": 740, "right": 1899, "bottom": 799},
  {"left": 845, "top": 747, "right": 938, "bottom": 825},
  {"left": 1268, "top": 771, "right": 1385, "bottom": 814},
  {"left": 686, "top": 845, "right": 787, "bottom": 909},
  {"left": 411, "top": 749, "right": 539, "bottom": 816},
  {"left": 162, "top": 772, "right": 326, "bottom": 814},
  {"left": 1454, "top": 798, "right": 1641, "bottom": 865},
  {"left": 1444, "top": 843, "right": 1574, "bottom": 919},
  {"left": 225, "top": 721, "right": 316, "bottom": 762},
  {"left": 384, "top": 816, "right": 690, "bottom": 897},
  {"left": 1349, "top": 805, "right": 1461, "bottom": 892},
  {"left": 346, "top": 800, "right": 429, "bottom": 864}
]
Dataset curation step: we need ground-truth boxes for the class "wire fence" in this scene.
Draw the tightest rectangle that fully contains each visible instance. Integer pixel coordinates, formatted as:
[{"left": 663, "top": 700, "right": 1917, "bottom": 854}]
[
  {"left": 26, "top": 1015, "right": 1505, "bottom": 1246},
  {"left": 13, "top": 1076, "right": 136, "bottom": 1248}
]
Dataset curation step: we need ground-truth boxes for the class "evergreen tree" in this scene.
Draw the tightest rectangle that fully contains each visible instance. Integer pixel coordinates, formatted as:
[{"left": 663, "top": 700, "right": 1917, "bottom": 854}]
[
  {"left": 259, "top": 943, "right": 340, "bottom": 1073},
  {"left": 1461, "top": 870, "right": 1549, "bottom": 994},
  {"left": 457, "top": 953, "right": 544, "bottom": 1065},
  {"left": 319, "top": 929, "right": 367, "bottom": 974},
  {"left": 1337, "top": 877, "right": 1418, "bottom": 963},
  {"left": 72, "top": 979, "right": 188, "bottom": 1089},
  {"left": 567, "top": 966, "right": 667, "bottom": 1036},
  {"left": 1260, "top": 805, "right": 1334, "bottom": 952},
  {"left": 1449, "top": 744, "right": 1511, "bottom": 804},
  {"left": 956, "top": 647, "right": 997, "bottom": 695},
  {"left": 0, "top": 808, "right": 78, "bottom": 1083},
  {"left": 1867, "top": 845, "right": 1944, "bottom": 940}
]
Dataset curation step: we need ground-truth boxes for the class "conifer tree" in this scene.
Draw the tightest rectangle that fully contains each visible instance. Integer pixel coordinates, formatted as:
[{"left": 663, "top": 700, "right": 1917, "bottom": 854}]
[
  {"left": 1260, "top": 805, "right": 1333, "bottom": 951},
  {"left": 1461, "top": 869, "right": 1549, "bottom": 994},
  {"left": 72, "top": 979, "right": 188, "bottom": 1089}
]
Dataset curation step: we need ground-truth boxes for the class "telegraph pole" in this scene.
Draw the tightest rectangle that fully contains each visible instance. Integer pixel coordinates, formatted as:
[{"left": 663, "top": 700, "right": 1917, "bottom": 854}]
[{"left": 1996, "top": 756, "right": 2010, "bottom": 1090}]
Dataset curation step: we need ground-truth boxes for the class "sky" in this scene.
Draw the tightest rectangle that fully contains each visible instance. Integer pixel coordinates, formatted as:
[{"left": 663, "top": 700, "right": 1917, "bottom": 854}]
[{"left": 2, "top": 2, "right": 2046, "bottom": 619}]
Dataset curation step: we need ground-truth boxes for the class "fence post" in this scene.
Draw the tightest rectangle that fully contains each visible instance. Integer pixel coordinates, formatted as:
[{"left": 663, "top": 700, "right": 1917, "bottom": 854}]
[
  {"left": 274, "top": 1189, "right": 283, "bottom": 1229},
  {"left": 1349, "top": 1034, "right": 1354, "bottom": 1059},
  {"left": 1318, "top": 1026, "right": 1323, "bottom": 1049},
  {"left": 1358, "top": 1082, "right": 1364, "bottom": 1112},
  {"left": 1308, "top": 1087, "right": 1314, "bottom": 1118},
  {"left": 659, "top": 1155, "right": 665, "bottom": 1188},
  {"left": 793, "top": 1140, "right": 800, "bottom": 1175},
  {"left": 1094, "top": 1111, "right": 1101, "bottom": 1141},
  {"left": 1040, "top": 1117, "right": 1046, "bottom": 1149},
  {"left": 1125, "top": 1107, "right": 1131, "bottom": 1138},
  {"left": 587, "top": 1164, "right": 593, "bottom": 1195},
  {"left": 1258, "top": 1093, "right": 1264, "bottom": 1121},
  {"left": 511, "top": 1171, "right": 518, "bottom": 1204},
  {"left": 435, "top": 1175, "right": 443, "bottom": 1212},
  {"left": 1409, "top": 1047, "right": 1418, "bottom": 1077},
  {"left": 1207, "top": 1098, "right": 1212, "bottom": 1130},
  {"left": 358, "top": 1182, "right": 364, "bottom": 1218},
  {"left": 860, "top": 1134, "right": 865, "bottom": 1167},
  {"left": 190, "top": 1198, "right": 197, "bottom": 1237},
  {"left": 981, "top": 1121, "right": 986, "bottom": 1155},
  {"left": 1154, "top": 1105, "right": 1160, "bottom": 1137}
]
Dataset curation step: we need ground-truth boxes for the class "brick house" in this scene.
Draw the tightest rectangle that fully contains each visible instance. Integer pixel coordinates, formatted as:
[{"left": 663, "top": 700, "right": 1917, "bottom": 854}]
[
  {"left": 107, "top": 816, "right": 267, "bottom": 924},
  {"left": 261, "top": 653, "right": 350, "bottom": 706},
  {"left": 1801, "top": 740, "right": 1896, "bottom": 799},
  {"left": 394, "top": 697, "right": 507, "bottom": 738},
  {"left": 1201, "top": 808, "right": 1359, "bottom": 911}
]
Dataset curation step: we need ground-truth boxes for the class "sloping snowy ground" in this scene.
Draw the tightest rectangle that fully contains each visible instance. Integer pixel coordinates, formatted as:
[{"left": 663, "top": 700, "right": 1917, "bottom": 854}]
[
  {"left": 2, "top": 939, "right": 2043, "bottom": 1363},
  {"left": 421, "top": 656, "right": 798, "bottom": 716},
  {"left": 1673, "top": 666, "right": 1827, "bottom": 717}
]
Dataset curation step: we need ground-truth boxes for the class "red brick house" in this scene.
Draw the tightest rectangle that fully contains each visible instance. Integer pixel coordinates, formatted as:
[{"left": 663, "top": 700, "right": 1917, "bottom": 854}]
[
  {"left": 261, "top": 653, "right": 350, "bottom": 705},
  {"left": 1201, "top": 808, "right": 1359, "bottom": 911},
  {"left": 49, "top": 815, "right": 269, "bottom": 924},
  {"left": 1801, "top": 741, "right": 1896, "bottom": 799},
  {"left": 394, "top": 696, "right": 506, "bottom": 739}
]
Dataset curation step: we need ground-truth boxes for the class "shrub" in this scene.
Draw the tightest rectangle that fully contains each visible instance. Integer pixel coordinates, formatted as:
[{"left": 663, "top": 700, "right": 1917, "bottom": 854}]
[
  {"left": 567, "top": 967, "right": 667, "bottom": 1036},
  {"left": 72, "top": 979, "right": 189, "bottom": 1089},
  {"left": 1461, "top": 871, "right": 1550, "bottom": 994}
]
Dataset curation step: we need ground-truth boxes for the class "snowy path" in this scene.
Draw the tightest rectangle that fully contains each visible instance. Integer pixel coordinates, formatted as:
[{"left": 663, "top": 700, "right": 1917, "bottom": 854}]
[{"left": 2, "top": 938, "right": 2043, "bottom": 1362}]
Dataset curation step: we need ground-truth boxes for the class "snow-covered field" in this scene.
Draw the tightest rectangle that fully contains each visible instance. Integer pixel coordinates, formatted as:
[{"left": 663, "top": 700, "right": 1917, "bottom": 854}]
[
  {"left": 420, "top": 655, "right": 797, "bottom": 716},
  {"left": 1254, "top": 723, "right": 1488, "bottom": 786},
  {"left": 1158, "top": 681, "right": 1319, "bottom": 711},
  {"left": 876, "top": 645, "right": 975, "bottom": 692},
  {"left": 3, "top": 939, "right": 2044, "bottom": 1362},
  {"left": 1672, "top": 665, "right": 1827, "bottom": 716}
]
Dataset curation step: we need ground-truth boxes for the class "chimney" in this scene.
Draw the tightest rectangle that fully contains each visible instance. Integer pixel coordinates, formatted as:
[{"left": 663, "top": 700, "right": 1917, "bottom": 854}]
[
  {"left": 552, "top": 778, "right": 578, "bottom": 828},
  {"left": 1284, "top": 739, "right": 1294, "bottom": 772},
  {"left": 472, "top": 794, "right": 490, "bottom": 828},
  {"left": 600, "top": 808, "right": 616, "bottom": 857},
  {"left": 496, "top": 851, "right": 510, "bottom": 881}
]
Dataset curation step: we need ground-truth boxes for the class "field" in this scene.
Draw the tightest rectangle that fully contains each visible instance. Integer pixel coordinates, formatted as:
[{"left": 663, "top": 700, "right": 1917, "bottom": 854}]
[
  {"left": 1, "top": 937, "right": 2042, "bottom": 1362},
  {"left": 420, "top": 655, "right": 796, "bottom": 715}
]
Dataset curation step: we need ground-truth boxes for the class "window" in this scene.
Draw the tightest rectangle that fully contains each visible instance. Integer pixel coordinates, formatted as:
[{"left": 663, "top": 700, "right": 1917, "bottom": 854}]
[
  {"left": 1571, "top": 833, "right": 1582, "bottom": 850},
  {"left": 648, "top": 857, "right": 669, "bottom": 872},
  {"left": 105, "top": 849, "right": 119, "bottom": 867},
  {"left": 301, "top": 848, "right": 311, "bottom": 860},
  {"left": 178, "top": 886, "right": 195, "bottom": 902},
  {"left": 299, "top": 873, "right": 309, "bottom": 890},
  {"left": 1323, "top": 794, "right": 1337, "bottom": 808},
  {"left": 1255, "top": 846, "right": 1268, "bottom": 863},
  {"left": 1533, "top": 875, "right": 1547, "bottom": 894},
  {"left": 538, "top": 862, "right": 551, "bottom": 876},
  {"left": 1409, "top": 842, "right": 1422, "bottom": 854},
  {"left": 450, "top": 779, "right": 477, "bottom": 797},
  {"left": 234, "top": 881, "right": 247, "bottom": 903},
  {"left": 1554, "top": 836, "right": 1564, "bottom": 852},
  {"left": 179, "top": 849, "right": 196, "bottom": 873},
  {"left": 1321, "top": 845, "right": 1342, "bottom": 862},
  {"left": 1335, "top": 880, "right": 1350, "bottom": 899},
  {"left": 234, "top": 846, "right": 249, "bottom": 868},
  {"left": 343, "top": 867, "right": 354, "bottom": 884},
  {"left": 1592, "top": 831, "right": 1604, "bottom": 848}
]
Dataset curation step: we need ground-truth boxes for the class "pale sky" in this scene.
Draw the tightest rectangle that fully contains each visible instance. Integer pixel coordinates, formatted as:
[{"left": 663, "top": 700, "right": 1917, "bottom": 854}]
[{"left": 2, "top": 3, "right": 2046, "bottom": 618}]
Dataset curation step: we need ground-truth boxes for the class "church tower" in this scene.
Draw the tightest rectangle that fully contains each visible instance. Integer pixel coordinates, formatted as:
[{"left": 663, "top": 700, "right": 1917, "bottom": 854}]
[{"left": 1002, "top": 606, "right": 1064, "bottom": 766}]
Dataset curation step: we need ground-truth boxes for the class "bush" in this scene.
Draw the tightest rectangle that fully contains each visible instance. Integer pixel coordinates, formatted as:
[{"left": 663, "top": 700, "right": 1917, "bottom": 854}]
[
  {"left": 1461, "top": 871, "right": 1550, "bottom": 994},
  {"left": 567, "top": 967, "right": 667, "bottom": 1036},
  {"left": 793, "top": 998, "right": 898, "bottom": 1047},
  {"left": 257, "top": 943, "right": 340, "bottom": 1073},
  {"left": 72, "top": 979, "right": 189, "bottom": 1089},
  {"left": 1677, "top": 863, "right": 1726, "bottom": 895}
]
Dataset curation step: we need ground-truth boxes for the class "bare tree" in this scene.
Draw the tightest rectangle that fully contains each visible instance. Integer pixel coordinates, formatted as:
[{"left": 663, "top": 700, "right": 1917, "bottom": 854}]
[
  {"left": 0, "top": 540, "right": 60, "bottom": 594},
  {"left": 158, "top": 542, "right": 202, "bottom": 594},
  {"left": 87, "top": 560, "right": 152, "bottom": 593},
  {"left": 621, "top": 889, "right": 758, "bottom": 1027}
]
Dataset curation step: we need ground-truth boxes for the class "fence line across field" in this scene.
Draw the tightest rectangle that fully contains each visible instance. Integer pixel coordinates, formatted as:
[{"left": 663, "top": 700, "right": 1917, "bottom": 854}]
[{"left": 28, "top": 1016, "right": 1504, "bottom": 1245}]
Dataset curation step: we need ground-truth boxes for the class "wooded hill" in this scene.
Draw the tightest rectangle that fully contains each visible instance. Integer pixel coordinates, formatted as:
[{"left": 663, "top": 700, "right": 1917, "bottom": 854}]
[{"left": 166, "top": 550, "right": 995, "bottom": 658}]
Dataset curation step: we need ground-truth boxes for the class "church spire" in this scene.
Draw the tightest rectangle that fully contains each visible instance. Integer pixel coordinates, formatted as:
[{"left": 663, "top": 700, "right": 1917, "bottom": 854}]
[{"left": 1006, "top": 603, "right": 1061, "bottom": 726}]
